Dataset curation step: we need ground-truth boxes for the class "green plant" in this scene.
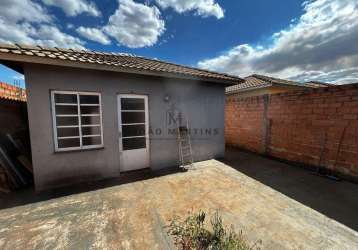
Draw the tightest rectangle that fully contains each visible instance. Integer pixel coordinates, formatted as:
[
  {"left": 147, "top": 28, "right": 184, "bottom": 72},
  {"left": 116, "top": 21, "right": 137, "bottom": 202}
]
[{"left": 166, "top": 210, "right": 261, "bottom": 250}]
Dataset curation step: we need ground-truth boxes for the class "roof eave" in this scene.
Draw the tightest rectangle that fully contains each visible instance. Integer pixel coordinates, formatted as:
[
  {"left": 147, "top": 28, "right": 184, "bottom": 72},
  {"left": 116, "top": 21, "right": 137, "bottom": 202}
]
[
  {"left": 273, "top": 82, "right": 310, "bottom": 89},
  {"left": 226, "top": 83, "right": 273, "bottom": 95},
  {"left": 0, "top": 52, "right": 242, "bottom": 86}
]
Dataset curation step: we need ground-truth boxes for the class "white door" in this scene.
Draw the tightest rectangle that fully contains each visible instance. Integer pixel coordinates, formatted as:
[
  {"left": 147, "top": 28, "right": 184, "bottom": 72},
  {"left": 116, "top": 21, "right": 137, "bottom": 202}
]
[{"left": 118, "top": 94, "right": 149, "bottom": 172}]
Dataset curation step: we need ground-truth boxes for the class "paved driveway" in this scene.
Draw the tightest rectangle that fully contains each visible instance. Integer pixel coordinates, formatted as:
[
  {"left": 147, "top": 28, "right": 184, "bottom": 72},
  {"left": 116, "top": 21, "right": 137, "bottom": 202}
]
[{"left": 0, "top": 160, "right": 357, "bottom": 249}]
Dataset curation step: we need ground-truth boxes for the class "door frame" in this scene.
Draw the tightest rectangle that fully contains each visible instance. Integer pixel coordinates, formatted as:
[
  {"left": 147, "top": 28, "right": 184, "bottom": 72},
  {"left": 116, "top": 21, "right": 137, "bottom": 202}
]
[{"left": 117, "top": 94, "right": 150, "bottom": 172}]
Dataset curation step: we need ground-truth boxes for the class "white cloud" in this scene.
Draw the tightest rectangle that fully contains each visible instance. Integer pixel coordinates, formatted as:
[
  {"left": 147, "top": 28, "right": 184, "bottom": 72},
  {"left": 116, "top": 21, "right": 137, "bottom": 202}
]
[
  {"left": 0, "top": 0, "right": 51, "bottom": 23},
  {"left": 104, "top": 0, "right": 165, "bottom": 48},
  {"left": 0, "top": 1, "right": 85, "bottom": 49},
  {"left": 67, "top": 23, "right": 75, "bottom": 29},
  {"left": 155, "top": 0, "right": 224, "bottom": 19},
  {"left": 289, "top": 67, "right": 358, "bottom": 85},
  {"left": 36, "top": 25, "right": 85, "bottom": 49},
  {"left": 76, "top": 27, "right": 111, "bottom": 45},
  {"left": 13, "top": 75, "right": 25, "bottom": 81},
  {"left": 198, "top": 0, "right": 358, "bottom": 84},
  {"left": 0, "top": 19, "right": 37, "bottom": 45},
  {"left": 42, "top": 0, "right": 101, "bottom": 17},
  {"left": 0, "top": 20, "right": 85, "bottom": 49}
]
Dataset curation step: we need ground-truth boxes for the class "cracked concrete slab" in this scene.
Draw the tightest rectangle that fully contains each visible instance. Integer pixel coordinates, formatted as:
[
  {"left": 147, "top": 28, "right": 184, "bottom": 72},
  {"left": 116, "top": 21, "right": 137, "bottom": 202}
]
[{"left": 0, "top": 160, "right": 357, "bottom": 249}]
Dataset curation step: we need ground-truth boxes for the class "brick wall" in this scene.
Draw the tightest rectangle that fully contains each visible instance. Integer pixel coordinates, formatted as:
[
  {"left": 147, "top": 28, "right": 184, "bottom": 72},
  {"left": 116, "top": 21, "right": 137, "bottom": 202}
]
[
  {"left": 225, "top": 95, "right": 265, "bottom": 153},
  {"left": 226, "top": 84, "right": 358, "bottom": 178}
]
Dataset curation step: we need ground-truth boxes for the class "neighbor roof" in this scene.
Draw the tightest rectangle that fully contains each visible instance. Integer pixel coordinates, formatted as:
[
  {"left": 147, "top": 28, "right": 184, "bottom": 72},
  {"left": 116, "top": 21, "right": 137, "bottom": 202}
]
[
  {"left": 304, "top": 81, "right": 332, "bottom": 88},
  {"left": 0, "top": 43, "right": 243, "bottom": 85},
  {"left": 226, "top": 74, "right": 325, "bottom": 94},
  {"left": 0, "top": 82, "right": 26, "bottom": 102}
]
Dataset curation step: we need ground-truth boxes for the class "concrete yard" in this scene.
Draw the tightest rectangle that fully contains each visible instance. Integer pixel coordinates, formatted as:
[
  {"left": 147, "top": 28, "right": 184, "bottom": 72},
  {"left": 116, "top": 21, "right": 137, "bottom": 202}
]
[
  {"left": 224, "top": 147, "right": 358, "bottom": 232},
  {"left": 0, "top": 159, "right": 358, "bottom": 249}
]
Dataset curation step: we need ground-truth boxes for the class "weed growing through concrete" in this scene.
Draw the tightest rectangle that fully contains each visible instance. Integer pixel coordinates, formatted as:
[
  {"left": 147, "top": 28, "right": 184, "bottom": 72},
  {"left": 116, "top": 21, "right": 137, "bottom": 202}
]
[{"left": 166, "top": 210, "right": 262, "bottom": 250}]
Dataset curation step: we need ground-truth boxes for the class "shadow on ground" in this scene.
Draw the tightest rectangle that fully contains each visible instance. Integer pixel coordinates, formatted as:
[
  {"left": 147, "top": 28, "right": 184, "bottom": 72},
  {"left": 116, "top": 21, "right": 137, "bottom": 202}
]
[
  {"left": 0, "top": 166, "right": 182, "bottom": 210},
  {"left": 222, "top": 146, "right": 358, "bottom": 231}
]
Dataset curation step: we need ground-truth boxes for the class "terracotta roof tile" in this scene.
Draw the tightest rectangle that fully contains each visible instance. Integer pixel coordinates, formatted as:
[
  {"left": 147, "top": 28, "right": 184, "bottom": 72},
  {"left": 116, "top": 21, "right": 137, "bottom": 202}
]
[
  {"left": 304, "top": 81, "right": 332, "bottom": 88},
  {"left": 225, "top": 74, "right": 328, "bottom": 94},
  {"left": 249, "top": 74, "right": 305, "bottom": 87},
  {"left": 226, "top": 75, "right": 272, "bottom": 93},
  {"left": 0, "top": 82, "right": 26, "bottom": 102},
  {"left": 0, "top": 43, "right": 242, "bottom": 84}
]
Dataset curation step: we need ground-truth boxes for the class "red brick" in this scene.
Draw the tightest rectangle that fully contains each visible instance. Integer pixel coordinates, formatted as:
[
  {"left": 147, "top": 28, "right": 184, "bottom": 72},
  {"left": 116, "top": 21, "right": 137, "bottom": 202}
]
[
  {"left": 343, "top": 114, "right": 358, "bottom": 120},
  {"left": 226, "top": 84, "right": 358, "bottom": 178}
]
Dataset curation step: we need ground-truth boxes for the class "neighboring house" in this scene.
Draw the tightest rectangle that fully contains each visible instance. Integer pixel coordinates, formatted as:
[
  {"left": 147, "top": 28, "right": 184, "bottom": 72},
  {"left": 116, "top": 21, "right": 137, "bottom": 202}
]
[
  {"left": 226, "top": 74, "right": 326, "bottom": 97},
  {"left": 0, "top": 81, "right": 26, "bottom": 102},
  {"left": 304, "top": 81, "right": 332, "bottom": 88},
  {"left": 0, "top": 43, "right": 242, "bottom": 190}
]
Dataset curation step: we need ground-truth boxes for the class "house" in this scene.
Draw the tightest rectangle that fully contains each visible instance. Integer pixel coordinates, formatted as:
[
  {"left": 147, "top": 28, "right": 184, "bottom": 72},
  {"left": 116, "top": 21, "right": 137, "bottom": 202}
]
[
  {"left": 226, "top": 74, "right": 326, "bottom": 97},
  {"left": 0, "top": 81, "right": 26, "bottom": 102},
  {"left": 0, "top": 43, "right": 242, "bottom": 190}
]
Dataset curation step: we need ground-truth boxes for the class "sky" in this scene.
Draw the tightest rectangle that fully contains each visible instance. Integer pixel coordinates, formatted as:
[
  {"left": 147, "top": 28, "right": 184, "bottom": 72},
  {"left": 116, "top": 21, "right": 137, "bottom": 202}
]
[{"left": 0, "top": 0, "right": 357, "bottom": 88}]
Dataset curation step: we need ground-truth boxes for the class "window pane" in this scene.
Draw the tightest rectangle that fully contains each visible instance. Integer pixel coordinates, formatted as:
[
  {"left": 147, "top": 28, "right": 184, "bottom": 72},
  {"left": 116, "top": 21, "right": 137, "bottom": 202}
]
[
  {"left": 122, "top": 137, "right": 146, "bottom": 150},
  {"left": 80, "top": 106, "right": 100, "bottom": 115},
  {"left": 83, "top": 136, "right": 102, "bottom": 146},
  {"left": 121, "top": 98, "right": 144, "bottom": 110},
  {"left": 81, "top": 116, "right": 100, "bottom": 125},
  {"left": 55, "top": 93, "right": 77, "bottom": 104},
  {"left": 82, "top": 126, "right": 101, "bottom": 136},
  {"left": 57, "top": 127, "right": 79, "bottom": 137},
  {"left": 56, "top": 116, "right": 79, "bottom": 126},
  {"left": 55, "top": 105, "right": 78, "bottom": 115},
  {"left": 80, "top": 95, "right": 99, "bottom": 104},
  {"left": 121, "top": 112, "right": 145, "bottom": 124},
  {"left": 58, "top": 138, "right": 80, "bottom": 148},
  {"left": 122, "top": 125, "right": 145, "bottom": 137},
  {"left": 52, "top": 91, "right": 103, "bottom": 151}
]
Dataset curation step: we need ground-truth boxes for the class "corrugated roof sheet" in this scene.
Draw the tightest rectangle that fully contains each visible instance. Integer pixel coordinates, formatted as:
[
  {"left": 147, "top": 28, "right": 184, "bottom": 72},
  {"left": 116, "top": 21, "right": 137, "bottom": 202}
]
[{"left": 0, "top": 43, "right": 242, "bottom": 84}]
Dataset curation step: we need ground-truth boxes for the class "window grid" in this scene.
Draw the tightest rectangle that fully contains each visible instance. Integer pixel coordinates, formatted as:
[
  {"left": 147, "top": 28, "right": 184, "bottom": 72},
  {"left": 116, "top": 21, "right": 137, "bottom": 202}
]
[
  {"left": 51, "top": 91, "right": 103, "bottom": 152},
  {"left": 119, "top": 97, "right": 147, "bottom": 149},
  {"left": 77, "top": 93, "right": 83, "bottom": 148}
]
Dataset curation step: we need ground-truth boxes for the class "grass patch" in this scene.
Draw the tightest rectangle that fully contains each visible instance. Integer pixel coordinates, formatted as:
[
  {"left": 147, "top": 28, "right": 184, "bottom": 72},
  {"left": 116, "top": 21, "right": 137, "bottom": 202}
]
[{"left": 166, "top": 210, "right": 261, "bottom": 250}]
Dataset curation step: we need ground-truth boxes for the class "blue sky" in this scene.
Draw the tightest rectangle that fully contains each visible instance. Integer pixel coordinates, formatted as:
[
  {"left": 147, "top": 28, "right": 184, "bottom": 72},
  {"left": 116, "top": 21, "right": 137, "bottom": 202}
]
[{"left": 0, "top": 0, "right": 358, "bottom": 87}]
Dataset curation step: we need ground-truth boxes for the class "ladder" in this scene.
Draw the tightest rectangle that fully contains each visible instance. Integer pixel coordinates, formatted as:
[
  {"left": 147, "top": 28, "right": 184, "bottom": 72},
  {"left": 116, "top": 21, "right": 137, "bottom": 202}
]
[{"left": 177, "top": 119, "right": 194, "bottom": 170}]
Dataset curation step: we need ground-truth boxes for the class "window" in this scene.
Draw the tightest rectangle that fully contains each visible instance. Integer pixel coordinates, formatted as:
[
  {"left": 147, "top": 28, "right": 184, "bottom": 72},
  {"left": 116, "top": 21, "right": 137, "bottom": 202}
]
[{"left": 51, "top": 91, "right": 103, "bottom": 151}]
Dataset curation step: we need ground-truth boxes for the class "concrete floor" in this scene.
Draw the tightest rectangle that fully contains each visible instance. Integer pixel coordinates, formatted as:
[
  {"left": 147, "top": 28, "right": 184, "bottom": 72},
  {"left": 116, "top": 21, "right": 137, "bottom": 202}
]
[
  {"left": 0, "top": 166, "right": 181, "bottom": 210},
  {"left": 0, "top": 156, "right": 357, "bottom": 249},
  {"left": 224, "top": 147, "right": 358, "bottom": 232}
]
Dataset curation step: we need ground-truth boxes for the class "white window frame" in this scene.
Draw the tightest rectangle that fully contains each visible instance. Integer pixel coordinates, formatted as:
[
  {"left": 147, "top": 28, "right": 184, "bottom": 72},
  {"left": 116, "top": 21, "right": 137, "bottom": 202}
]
[{"left": 51, "top": 90, "right": 104, "bottom": 152}]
